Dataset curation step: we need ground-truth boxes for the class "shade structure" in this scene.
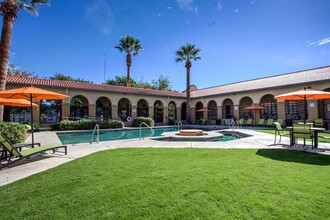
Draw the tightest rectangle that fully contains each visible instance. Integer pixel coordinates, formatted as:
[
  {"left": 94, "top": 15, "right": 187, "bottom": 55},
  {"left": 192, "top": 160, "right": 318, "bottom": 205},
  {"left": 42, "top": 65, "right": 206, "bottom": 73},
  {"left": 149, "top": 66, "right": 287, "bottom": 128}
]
[
  {"left": 0, "top": 98, "right": 38, "bottom": 108},
  {"left": 274, "top": 87, "right": 330, "bottom": 123},
  {"left": 0, "top": 86, "right": 69, "bottom": 146},
  {"left": 244, "top": 104, "right": 265, "bottom": 125}
]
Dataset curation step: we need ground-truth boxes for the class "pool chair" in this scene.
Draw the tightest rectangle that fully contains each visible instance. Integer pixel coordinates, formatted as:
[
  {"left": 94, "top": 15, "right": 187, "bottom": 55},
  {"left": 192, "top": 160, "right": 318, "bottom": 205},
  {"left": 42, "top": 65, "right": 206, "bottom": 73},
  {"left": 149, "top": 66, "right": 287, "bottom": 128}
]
[
  {"left": 273, "top": 122, "right": 288, "bottom": 144},
  {"left": 239, "top": 118, "right": 245, "bottom": 126},
  {"left": 266, "top": 118, "right": 274, "bottom": 127},
  {"left": 0, "top": 133, "right": 67, "bottom": 170},
  {"left": 276, "top": 119, "right": 283, "bottom": 126},
  {"left": 292, "top": 124, "right": 314, "bottom": 149},
  {"left": 245, "top": 118, "right": 253, "bottom": 126},
  {"left": 314, "top": 118, "right": 324, "bottom": 128},
  {"left": 258, "top": 118, "right": 265, "bottom": 127}
]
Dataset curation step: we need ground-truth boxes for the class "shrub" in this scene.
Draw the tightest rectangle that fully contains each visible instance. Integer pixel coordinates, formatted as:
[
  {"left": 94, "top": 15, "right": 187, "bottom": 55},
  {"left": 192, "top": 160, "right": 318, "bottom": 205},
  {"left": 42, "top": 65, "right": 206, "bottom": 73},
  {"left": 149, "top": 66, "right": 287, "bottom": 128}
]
[
  {"left": 132, "top": 117, "right": 154, "bottom": 127},
  {"left": 0, "top": 122, "right": 26, "bottom": 144},
  {"left": 59, "top": 119, "right": 124, "bottom": 130}
]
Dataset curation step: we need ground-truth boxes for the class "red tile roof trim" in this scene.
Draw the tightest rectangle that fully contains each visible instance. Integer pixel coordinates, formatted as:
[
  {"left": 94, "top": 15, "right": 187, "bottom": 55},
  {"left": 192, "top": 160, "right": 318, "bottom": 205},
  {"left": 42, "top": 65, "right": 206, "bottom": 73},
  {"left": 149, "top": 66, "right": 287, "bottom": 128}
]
[{"left": 6, "top": 76, "right": 186, "bottom": 98}]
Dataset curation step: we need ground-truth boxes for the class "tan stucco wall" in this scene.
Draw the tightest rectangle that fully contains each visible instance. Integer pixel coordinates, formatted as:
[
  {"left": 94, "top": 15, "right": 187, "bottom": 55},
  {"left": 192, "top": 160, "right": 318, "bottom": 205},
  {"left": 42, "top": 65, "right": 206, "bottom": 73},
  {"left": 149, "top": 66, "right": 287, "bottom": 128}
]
[{"left": 6, "top": 81, "right": 330, "bottom": 125}]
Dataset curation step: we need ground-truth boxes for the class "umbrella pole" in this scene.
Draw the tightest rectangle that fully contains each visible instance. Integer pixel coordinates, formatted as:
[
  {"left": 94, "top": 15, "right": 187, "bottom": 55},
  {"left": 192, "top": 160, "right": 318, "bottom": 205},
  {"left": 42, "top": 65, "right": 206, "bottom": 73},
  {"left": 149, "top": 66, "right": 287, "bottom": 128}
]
[
  {"left": 30, "top": 94, "right": 34, "bottom": 147},
  {"left": 304, "top": 95, "right": 307, "bottom": 124}
]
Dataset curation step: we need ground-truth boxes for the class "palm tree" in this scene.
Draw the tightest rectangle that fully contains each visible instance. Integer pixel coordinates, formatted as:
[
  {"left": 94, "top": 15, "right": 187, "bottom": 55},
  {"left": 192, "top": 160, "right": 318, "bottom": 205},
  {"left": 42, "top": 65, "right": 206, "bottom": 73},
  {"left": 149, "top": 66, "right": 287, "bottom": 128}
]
[
  {"left": 175, "top": 43, "right": 201, "bottom": 124},
  {"left": 0, "top": 0, "right": 48, "bottom": 120},
  {"left": 115, "top": 36, "right": 143, "bottom": 87}
]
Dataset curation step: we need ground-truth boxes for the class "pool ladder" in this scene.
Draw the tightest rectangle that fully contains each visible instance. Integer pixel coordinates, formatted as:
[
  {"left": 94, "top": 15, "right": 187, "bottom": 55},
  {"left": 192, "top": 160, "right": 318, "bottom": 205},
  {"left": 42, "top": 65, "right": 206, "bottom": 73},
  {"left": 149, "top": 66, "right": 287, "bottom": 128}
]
[
  {"left": 91, "top": 124, "right": 100, "bottom": 144},
  {"left": 175, "top": 120, "right": 182, "bottom": 130},
  {"left": 139, "top": 122, "right": 153, "bottom": 140},
  {"left": 228, "top": 120, "right": 240, "bottom": 130}
]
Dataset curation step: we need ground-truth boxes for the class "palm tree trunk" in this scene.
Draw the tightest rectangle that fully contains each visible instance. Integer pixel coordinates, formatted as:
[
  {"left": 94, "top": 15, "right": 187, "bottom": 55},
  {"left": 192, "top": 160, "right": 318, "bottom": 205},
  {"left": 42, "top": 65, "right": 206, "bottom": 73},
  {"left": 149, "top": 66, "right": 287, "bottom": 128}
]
[
  {"left": 0, "top": 0, "right": 17, "bottom": 121},
  {"left": 186, "top": 64, "right": 191, "bottom": 124},
  {"left": 126, "top": 53, "right": 132, "bottom": 87}
]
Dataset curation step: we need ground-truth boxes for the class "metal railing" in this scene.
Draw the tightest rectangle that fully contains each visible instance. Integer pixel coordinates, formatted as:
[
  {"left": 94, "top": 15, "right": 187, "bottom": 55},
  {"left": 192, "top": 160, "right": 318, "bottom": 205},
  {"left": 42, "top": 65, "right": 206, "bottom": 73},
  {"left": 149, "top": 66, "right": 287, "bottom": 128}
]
[
  {"left": 139, "top": 122, "right": 154, "bottom": 140},
  {"left": 91, "top": 124, "right": 100, "bottom": 144},
  {"left": 175, "top": 120, "right": 183, "bottom": 130},
  {"left": 228, "top": 120, "right": 240, "bottom": 130}
]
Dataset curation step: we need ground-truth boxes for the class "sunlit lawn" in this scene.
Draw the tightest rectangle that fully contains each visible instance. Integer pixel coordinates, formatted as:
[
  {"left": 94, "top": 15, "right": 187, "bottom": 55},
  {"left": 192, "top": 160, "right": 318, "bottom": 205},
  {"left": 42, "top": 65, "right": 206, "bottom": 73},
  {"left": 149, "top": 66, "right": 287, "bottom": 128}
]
[
  {"left": 256, "top": 129, "right": 330, "bottom": 143},
  {"left": 0, "top": 148, "right": 330, "bottom": 219}
]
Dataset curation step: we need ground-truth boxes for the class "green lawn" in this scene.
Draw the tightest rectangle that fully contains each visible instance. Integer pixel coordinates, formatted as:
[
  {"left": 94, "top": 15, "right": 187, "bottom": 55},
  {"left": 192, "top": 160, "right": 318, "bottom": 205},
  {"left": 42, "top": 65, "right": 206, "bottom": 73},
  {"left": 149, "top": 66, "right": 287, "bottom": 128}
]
[
  {"left": 256, "top": 129, "right": 330, "bottom": 143},
  {"left": 1, "top": 148, "right": 330, "bottom": 219}
]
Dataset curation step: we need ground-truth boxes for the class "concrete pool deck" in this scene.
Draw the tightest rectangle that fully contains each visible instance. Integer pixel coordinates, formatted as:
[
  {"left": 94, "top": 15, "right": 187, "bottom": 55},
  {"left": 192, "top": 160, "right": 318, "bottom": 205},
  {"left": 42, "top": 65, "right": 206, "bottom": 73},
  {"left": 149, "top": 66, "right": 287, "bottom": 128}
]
[{"left": 1, "top": 128, "right": 329, "bottom": 186}]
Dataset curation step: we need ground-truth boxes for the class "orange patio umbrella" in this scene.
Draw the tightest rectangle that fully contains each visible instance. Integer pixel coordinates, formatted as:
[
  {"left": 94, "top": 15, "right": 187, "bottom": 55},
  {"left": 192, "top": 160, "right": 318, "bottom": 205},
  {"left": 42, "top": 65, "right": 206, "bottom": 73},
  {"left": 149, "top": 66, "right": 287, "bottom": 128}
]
[
  {"left": 275, "top": 87, "right": 330, "bottom": 123},
  {"left": 244, "top": 104, "right": 265, "bottom": 125},
  {"left": 0, "top": 85, "right": 69, "bottom": 146},
  {"left": 0, "top": 98, "right": 38, "bottom": 108}
]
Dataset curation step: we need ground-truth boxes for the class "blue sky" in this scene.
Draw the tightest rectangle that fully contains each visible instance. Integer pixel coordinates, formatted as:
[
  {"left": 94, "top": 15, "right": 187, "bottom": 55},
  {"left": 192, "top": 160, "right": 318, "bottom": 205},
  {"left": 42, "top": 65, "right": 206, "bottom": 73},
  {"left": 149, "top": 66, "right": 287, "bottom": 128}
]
[{"left": 4, "top": 0, "right": 330, "bottom": 91}]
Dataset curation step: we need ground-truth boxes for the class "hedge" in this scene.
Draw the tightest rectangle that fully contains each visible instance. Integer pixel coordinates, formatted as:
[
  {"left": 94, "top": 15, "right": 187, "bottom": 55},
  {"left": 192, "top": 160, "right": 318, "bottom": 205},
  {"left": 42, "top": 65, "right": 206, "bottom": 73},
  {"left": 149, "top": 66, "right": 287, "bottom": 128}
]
[
  {"left": 58, "top": 119, "right": 124, "bottom": 130},
  {"left": 132, "top": 117, "right": 154, "bottom": 127},
  {"left": 0, "top": 122, "right": 26, "bottom": 144}
]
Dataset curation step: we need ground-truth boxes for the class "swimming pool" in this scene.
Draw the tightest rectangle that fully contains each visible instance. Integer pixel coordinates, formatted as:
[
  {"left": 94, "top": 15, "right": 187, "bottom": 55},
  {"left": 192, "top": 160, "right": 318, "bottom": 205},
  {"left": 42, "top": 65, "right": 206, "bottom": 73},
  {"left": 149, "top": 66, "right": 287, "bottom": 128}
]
[
  {"left": 57, "top": 127, "right": 179, "bottom": 145},
  {"left": 57, "top": 127, "right": 247, "bottom": 145}
]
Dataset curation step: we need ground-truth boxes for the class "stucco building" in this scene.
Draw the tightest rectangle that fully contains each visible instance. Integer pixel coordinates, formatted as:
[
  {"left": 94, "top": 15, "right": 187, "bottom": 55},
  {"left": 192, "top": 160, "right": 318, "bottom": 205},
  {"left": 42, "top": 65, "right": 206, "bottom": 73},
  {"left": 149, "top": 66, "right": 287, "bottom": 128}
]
[{"left": 5, "top": 65, "right": 330, "bottom": 129}]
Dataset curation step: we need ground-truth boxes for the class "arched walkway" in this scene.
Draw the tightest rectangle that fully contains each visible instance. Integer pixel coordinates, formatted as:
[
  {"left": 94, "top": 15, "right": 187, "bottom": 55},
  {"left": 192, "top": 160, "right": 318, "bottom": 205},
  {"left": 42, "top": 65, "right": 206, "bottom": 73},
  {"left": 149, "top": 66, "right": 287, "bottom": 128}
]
[
  {"left": 168, "top": 101, "right": 177, "bottom": 124},
  {"left": 222, "top": 98, "right": 234, "bottom": 119},
  {"left": 154, "top": 100, "right": 164, "bottom": 123},
  {"left": 195, "top": 102, "right": 203, "bottom": 120},
  {"left": 70, "top": 95, "right": 89, "bottom": 119},
  {"left": 96, "top": 97, "right": 111, "bottom": 120},
  {"left": 260, "top": 94, "right": 277, "bottom": 119},
  {"left": 118, "top": 98, "right": 131, "bottom": 121},
  {"left": 208, "top": 100, "right": 217, "bottom": 120},
  {"left": 137, "top": 99, "right": 149, "bottom": 117},
  {"left": 239, "top": 97, "right": 253, "bottom": 119}
]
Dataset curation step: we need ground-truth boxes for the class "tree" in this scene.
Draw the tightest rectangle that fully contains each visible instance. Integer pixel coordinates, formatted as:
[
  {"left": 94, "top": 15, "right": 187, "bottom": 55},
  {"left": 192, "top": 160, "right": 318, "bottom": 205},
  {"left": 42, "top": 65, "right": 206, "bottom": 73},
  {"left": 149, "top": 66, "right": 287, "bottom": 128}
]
[
  {"left": 114, "top": 36, "right": 143, "bottom": 87},
  {"left": 0, "top": 0, "right": 48, "bottom": 121},
  {"left": 7, "top": 64, "right": 36, "bottom": 77},
  {"left": 49, "top": 73, "right": 93, "bottom": 83},
  {"left": 105, "top": 75, "right": 173, "bottom": 91},
  {"left": 175, "top": 43, "right": 201, "bottom": 124}
]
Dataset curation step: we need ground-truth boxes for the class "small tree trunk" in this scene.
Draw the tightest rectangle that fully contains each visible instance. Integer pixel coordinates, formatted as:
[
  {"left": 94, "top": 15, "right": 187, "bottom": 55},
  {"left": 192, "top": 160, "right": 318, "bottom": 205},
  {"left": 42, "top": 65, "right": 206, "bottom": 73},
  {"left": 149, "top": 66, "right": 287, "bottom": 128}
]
[
  {"left": 185, "top": 60, "right": 192, "bottom": 124},
  {"left": 126, "top": 53, "right": 132, "bottom": 87},
  {"left": 0, "top": 1, "right": 17, "bottom": 121}
]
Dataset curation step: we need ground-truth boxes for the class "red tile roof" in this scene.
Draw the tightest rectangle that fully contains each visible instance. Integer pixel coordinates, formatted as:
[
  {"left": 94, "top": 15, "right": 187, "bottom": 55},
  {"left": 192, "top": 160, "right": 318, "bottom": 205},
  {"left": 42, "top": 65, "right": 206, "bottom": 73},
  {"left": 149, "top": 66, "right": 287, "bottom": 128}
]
[
  {"left": 6, "top": 65, "right": 330, "bottom": 99},
  {"left": 6, "top": 76, "right": 186, "bottom": 98},
  {"left": 190, "top": 65, "right": 330, "bottom": 98}
]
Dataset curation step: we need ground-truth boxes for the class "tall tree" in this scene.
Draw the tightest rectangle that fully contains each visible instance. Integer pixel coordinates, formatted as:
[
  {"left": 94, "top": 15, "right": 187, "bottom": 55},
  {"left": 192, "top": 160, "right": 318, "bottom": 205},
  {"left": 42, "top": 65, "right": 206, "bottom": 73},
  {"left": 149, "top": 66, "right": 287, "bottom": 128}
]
[
  {"left": 175, "top": 43, "right": 201, "bottom": 124},
  {"left": 114, "top": 36, "right": 143, "bottom": 87},
  {"left": 0, "top": 0, "right": 48, "bottom": 120}
]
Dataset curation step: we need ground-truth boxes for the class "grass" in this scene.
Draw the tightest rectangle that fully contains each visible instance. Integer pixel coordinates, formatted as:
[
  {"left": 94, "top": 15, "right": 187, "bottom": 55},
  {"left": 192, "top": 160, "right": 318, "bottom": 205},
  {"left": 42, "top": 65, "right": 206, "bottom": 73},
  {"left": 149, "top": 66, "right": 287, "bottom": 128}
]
[
  {"left": 256, "top": 129, "right": 330, "bottom": 143},
  {"left": 1, "top": 148, "right": 330, "bottom": 219}
]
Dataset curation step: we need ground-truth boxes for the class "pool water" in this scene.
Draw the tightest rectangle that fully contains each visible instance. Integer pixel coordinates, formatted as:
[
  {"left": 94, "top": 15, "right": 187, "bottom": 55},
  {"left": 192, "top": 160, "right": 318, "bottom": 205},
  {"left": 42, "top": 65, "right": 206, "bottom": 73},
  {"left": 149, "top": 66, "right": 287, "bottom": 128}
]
[
  {"left": 57, "top": 128, "right": 247, "bottom": 145},
  {"left": 57, "top": 127, "right": 179, "bottom": 145}
]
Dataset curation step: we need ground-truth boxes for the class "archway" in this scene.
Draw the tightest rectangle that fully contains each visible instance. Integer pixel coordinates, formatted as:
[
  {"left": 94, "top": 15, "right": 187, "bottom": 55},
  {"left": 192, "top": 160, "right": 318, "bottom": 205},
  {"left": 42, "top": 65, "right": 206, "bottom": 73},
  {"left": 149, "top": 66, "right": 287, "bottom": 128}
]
[
  {"left": 137, "top": 99, "right": 149, "bottom": 117},
  {"left": 195, "top": 101, "right": 203, "bottom": 120},
  {"left": 118, "top": 98, "right": 131, "bottom": 121},
  {"left": 154, "top": 100, "right": 164, "bottom": 123},
  {"left": 70, "top": 95, "right": 89, "bottom": 119},
  {"left": 260, "top": 94, "right": 277, "bottom": 119},
  {"left": 222, "top": 98, "right": 234, "bottom": 119},
  {"left": 40, "top": 99, "right": 62, "bottom": 123},
  {"left": 208, "top": 100, "right": 217, "bottom": 120},
  {"left": 181, "top": 102, "right": 186, "bottom": 121},
  {"left": 168, "top": 101, "right": 177, "bottom": 124},
  {"left": 239, "top": 97, "right": 253, "bottom": 119},
  {"left": 96, "top": 97, "right": 111, "bottom": 121}
]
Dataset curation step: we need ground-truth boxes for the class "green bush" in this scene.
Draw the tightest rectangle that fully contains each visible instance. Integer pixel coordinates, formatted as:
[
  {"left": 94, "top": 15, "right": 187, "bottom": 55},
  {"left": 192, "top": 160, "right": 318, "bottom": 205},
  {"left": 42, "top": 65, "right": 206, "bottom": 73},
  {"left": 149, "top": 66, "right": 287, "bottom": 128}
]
[
  {"left": 59, "top": 119, "right": 124, "bottom": 130},
  {"left": 0, "top": 122, "right": 26, "bottom": 144},
  {"left": 132, "top": 117, "right": 154, "bottom": 127}
]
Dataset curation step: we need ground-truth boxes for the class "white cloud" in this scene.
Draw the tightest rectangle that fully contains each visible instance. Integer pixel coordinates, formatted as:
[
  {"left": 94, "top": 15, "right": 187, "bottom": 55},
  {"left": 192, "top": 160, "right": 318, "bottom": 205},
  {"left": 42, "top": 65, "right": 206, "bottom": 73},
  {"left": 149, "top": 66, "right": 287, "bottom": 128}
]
[
  {"left": 308, "top": 37, "right": 330, "bottom": 46},
  {"left": 85, "top": 0, "right": 113, "bottom": 35},
  {"left": 176, "top": 0, "right": 198, "bottom": 15},
  {"left": 235, "top": 9, "right": 239, "bottom": 13},
  {"left": 217, "top": 0, "right": 223, "bottom": 10},
  {"left": 250, "top": 0, "right": 256, "bottom": 4}
]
